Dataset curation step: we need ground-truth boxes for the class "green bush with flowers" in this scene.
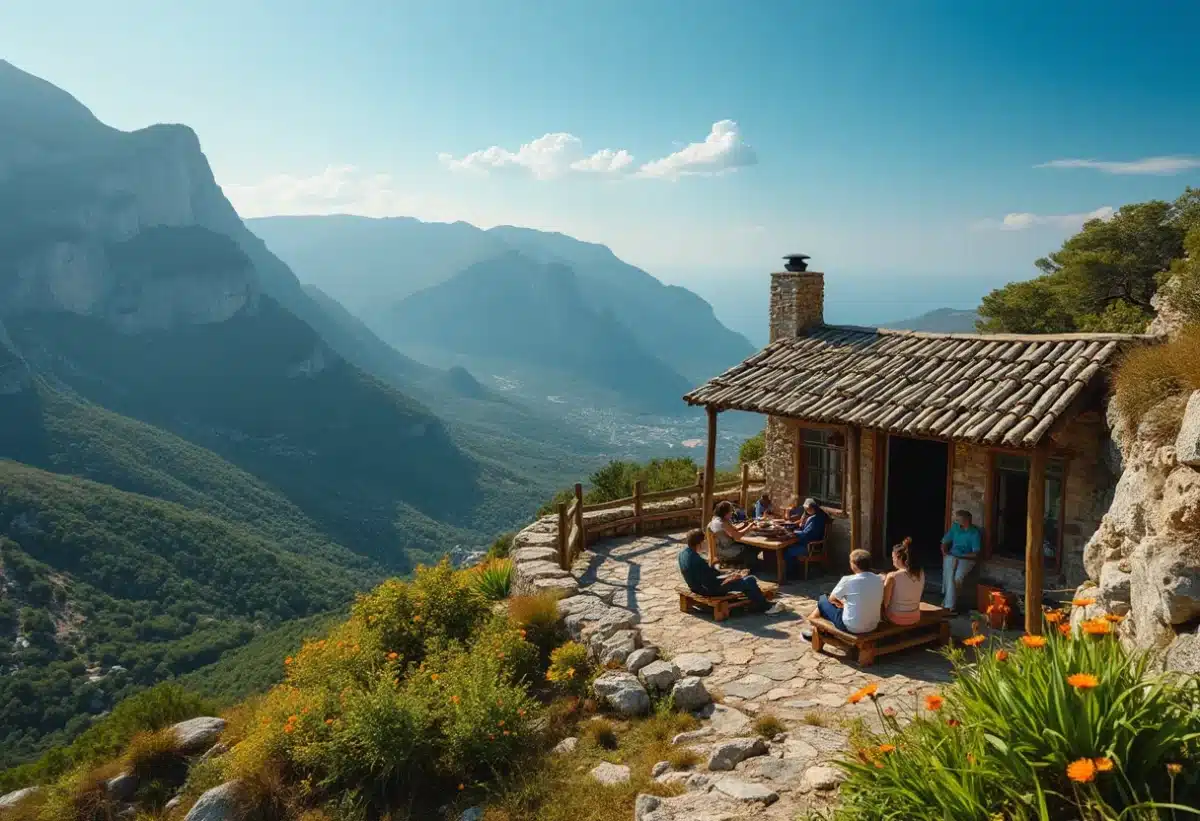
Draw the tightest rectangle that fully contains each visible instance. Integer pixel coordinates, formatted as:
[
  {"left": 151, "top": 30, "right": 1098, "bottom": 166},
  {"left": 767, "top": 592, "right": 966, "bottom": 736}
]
[{"left": 831, "top": 600, "right": 1200, "bottom": 821}]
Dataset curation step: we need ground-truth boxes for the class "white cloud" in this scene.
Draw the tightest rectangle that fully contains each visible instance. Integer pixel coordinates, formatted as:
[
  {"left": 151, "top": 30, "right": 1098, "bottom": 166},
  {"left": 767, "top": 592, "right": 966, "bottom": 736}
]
[
  {"left": 1036, "top": 156, "right": 1200, "bottom": 175},
  {"left": 636, "top": 120, "right": 757, "bottom": 180},
  {"left": 975, "top": 206, "right": 1115, "bottom": 232},
  {"left": 438, "top": 133, "right": 633, "bottom": 179}
]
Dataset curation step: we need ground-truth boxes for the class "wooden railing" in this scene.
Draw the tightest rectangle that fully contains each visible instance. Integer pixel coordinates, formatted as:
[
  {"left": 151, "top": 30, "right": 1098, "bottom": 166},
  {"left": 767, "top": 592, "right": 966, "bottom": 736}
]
[{"left": 556, "top": 463, "right": 764, "bottom": 570}]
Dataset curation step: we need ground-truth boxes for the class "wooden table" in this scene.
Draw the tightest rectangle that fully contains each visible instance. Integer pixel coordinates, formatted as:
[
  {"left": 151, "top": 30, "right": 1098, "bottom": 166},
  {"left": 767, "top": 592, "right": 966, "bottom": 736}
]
[{"left": 737, "top": 531, "right": 798, "bottom": 583}]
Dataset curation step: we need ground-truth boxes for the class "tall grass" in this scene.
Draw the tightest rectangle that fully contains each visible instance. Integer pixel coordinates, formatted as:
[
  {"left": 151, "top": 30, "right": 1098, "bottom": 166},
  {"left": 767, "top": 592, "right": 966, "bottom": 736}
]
[
  {"left": 1113, "top": 327, "right": 1200, "bottom": 432},
  {"left": 831, "top": 610, "right": 1200, "bottom": 821}
]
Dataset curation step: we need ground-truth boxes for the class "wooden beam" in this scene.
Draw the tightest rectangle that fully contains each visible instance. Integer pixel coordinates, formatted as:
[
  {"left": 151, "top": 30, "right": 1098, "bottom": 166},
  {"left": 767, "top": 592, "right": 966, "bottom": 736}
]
[
  {"left": 1024, "top": 445, "right": 1047, "bottom": 634},
  {"left": 740, "top": 463, "right": 750, "bottom": 513},
  {"left": 702, "top": 406, "right": 718, "bottom": 526},
  {"left": 846, "top": 425, "right": 861, "bottom": 553}
]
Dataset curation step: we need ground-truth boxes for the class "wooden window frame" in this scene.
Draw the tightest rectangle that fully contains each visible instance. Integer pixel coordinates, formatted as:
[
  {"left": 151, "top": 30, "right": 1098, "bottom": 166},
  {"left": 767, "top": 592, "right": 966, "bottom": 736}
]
[
  {"left": 794, "top": 424, "right": 848, "bottom": 514},
  {"left": 982, "top": 450, "right": 1069, "bottom": 573}
]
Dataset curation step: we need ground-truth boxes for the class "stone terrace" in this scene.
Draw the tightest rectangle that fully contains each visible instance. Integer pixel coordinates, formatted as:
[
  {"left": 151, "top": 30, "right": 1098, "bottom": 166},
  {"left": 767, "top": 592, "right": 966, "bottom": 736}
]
[{"left": 512, "top": 512, "right": 963, "bottom": 820}]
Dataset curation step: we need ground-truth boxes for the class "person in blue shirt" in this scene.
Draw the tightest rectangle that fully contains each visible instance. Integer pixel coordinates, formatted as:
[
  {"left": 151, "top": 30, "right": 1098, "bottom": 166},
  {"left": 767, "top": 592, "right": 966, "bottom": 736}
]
[
  {"left": 753, "top": 493, "right": 775, "bottom": 520},
  {"left": 941, "top": 509, "right": 982, "bottom": 611},
  {"left": 784, "top": 498, "right": 829, "bottom": 575},
  {"left": 678, "top": 529, "right": 781, "bottom": 614}
]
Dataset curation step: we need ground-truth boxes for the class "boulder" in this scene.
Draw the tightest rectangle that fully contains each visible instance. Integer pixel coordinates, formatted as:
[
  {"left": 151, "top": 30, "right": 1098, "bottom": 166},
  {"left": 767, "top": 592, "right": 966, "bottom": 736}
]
[
  {"left": 651, "top": 761, "right": 670, "bottom": 777},
  {"left": 164, "top": 796, "right": 182, "bottom": 813},
  {"left": 707, "top": 737, "right": 767, "bottom": 771},
  {"left": 1166, "top": 627, "right": 1200, "bottom": 674},
  {"left": 184, "top": 781, "right": 242, "bottom": 821},
  {"left": 695, "top": 703, "right": 751, "bottom": 736},
  {"left": 1097, "top": 559, "right": 1132, "bottom": 614},
  {"left": 672, "top": 653, "right": 714, "bottom": 677},
  {"left": 638, "top": 660, "right": 680, "bottom": 692},
  {"left": 671, "top": 727, "right": 713, "bottom": 746},
  {"left": 625, "top": 647, "right": 659, "bottom": 674},
  {"left": 670, "top": 677, "right": 711, "bottom": 711},
  {"left": 0, "top": 787, "right": 41, "bottom": 809},
  {"left": 592, "top": 671, "right": 650, "bottom": 716},
  {"left": 1130, "top": 534, "right": 1200, "bottom": 646},
  {"left": 713, "top": 778, "right": 779, "bottom": 805},
  {"left": 106, "top": 772, "right": 138, "bottom": 802},
  {"left": 459, "top": 808, "right": 483, "bottom": 821},
  {"left": 589, "top": 761, "right": 631, "bottom": 786},
  {"left": 1173, "top": 391, "right": 1200, "bottom": 467},
  {"left": 171, "top": 716, "right": 226, "bottom": 755},
  {"left": 804, "top": 765, "right": 847, "bottom": 791},
  {"left": 634, "top": 794, "right": 661, "bottom": 821},
  {"left": 598, "top": 629, "right": 640, "bottom": 667},
  {"left": 552, "top": 736, "right": 578, "bottom": 755},
  {"left": 586, "top": 609, "right": 639, "bottom": 641}
]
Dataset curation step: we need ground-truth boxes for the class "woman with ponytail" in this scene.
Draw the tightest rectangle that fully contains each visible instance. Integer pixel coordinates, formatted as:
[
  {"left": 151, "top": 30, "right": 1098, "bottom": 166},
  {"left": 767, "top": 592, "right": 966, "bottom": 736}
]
[{"left": 883, "top": 537, "right": 925, "bottom": 626}]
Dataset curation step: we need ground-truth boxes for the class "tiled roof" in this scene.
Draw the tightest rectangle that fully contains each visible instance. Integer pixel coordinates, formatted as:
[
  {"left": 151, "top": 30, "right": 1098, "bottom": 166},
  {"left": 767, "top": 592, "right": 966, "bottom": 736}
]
[{"left": 683, "top": 325, "right": 1158, "bottom": 447}]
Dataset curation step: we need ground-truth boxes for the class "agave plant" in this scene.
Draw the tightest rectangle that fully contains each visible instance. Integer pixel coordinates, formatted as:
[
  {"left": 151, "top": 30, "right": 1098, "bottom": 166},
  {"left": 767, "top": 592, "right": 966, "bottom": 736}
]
[{"left": 472, "top": 558, "right": 514, "bottom": 601}]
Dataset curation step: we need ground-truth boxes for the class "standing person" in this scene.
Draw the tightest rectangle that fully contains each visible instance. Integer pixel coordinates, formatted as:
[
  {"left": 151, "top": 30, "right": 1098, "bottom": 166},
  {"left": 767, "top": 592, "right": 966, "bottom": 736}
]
[
  {"left": 678, "top": 529, "right": 783, "bottom": 614},
  {"left": 940, "top": 510, "right": 981, "bottom": 611},
  {"left": 709, "top": 500, "right": 756, "bottom": 566},
  {"left": 803, "top": 549, "right": 884, "bottom": 637},
  {"left": 883, "top": 537, "right": 925, "bottom": 625},
  {"left": 753, "top": 493, "right": 775, "bottom": 520}
]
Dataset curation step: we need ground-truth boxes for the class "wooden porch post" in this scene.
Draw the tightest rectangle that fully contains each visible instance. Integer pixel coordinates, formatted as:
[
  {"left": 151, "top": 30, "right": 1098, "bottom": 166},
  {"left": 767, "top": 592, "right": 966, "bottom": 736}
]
[
  {"left": 740, "top": 462, "right": 750, "bottom": 512},
  {"left": 846, "top": 425, "right": 861, "bottom": 553},
  {"left": 1024, "top": 445, "right": 1047, "bottom": 634},
  {"left": 702, "top": 406, "right": 718, "bottom": 525}
]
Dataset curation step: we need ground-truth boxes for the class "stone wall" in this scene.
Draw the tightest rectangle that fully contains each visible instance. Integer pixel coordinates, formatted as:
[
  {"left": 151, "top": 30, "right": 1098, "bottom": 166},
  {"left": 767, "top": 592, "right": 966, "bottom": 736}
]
[
  {"left": 763, "top": 416, "right": 796, "bottom": 507},
  {"left": 1052, "top": 412, "right": 1115, "bottom": 588}
]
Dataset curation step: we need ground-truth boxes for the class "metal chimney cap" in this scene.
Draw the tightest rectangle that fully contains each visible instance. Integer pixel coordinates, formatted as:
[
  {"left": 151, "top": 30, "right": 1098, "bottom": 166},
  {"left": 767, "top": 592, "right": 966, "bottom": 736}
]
[{"left": 783, "top": 254, "right": 811, "bottom": 272}]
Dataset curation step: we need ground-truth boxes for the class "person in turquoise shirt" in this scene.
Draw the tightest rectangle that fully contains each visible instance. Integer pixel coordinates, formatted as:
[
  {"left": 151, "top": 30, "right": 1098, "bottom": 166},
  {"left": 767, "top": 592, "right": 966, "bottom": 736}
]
[{"left": 940, "top": 509, "right": 982, "bottom": 611}]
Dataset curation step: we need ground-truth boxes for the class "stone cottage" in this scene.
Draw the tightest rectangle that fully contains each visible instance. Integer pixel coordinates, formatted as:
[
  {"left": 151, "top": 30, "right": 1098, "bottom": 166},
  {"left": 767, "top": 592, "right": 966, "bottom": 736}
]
[{"left": 684, "top": 257, "right": 1158, "bottom": 629}]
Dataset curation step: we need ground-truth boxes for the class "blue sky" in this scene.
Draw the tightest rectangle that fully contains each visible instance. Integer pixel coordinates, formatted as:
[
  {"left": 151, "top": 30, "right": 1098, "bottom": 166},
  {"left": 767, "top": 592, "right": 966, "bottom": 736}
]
[{"left": 3, "top": 1, "right": 1199, "bottom": 335}]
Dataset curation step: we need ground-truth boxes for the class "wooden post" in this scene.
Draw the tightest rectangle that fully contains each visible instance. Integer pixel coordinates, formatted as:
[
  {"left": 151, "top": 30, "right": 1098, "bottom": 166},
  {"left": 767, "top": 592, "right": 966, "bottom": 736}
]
[
  {"left": 740, "top": 463, "right": 750, "bottom": 512},
  {"left": 847, "top": 425, "right": 861, "bottom": 554},
  {"left": 702, "top": 406, "right": 718, "bottom": 529},
  {"left": 1024, "top": 446, "right": 1047, "bottom": 634},
  {"left": 573, "top": 483, "right": 585, "bottom": 557},
  {"left": 557, "top": 502, "right": 569, "bottom": 570},
  {"left": 633, "top": 479, "right": 644, "bottom": 535}
]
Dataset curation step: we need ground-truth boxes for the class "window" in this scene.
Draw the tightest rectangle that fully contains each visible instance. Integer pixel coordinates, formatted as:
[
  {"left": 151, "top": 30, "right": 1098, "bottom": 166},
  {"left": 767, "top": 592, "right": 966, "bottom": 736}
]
[
  {"left": 799, "top": 428, "right": 845, "bottom": 508},
  {"left": 990, "top": 454, "right": 1065, "bottom": 567}
]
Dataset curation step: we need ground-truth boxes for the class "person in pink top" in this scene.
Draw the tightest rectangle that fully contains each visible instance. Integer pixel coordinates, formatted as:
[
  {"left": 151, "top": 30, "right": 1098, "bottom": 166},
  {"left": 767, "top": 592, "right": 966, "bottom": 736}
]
[{"left": 882, "top": 538, "right": 925, "bottom": 626}]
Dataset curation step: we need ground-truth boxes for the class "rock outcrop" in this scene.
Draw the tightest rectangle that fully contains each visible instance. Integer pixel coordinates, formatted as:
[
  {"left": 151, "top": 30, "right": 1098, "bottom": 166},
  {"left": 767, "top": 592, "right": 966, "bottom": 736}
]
[{"left": 1082, "top": 392, "right": 1200, "bottom": 653}]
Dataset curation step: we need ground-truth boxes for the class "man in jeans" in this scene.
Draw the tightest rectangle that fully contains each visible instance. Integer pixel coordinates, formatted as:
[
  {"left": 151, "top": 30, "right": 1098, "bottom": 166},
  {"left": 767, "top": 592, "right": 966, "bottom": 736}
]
[
  {"left": 678, "top": 530, "right": 782, "bottom": 615},
  {"left": 941, "top": 509, "right": 982, "bottom": 611}
]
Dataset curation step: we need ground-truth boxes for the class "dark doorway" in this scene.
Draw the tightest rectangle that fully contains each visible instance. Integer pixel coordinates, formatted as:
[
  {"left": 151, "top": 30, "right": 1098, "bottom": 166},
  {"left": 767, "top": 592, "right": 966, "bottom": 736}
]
[{"left": 884, "top": 436, "right": 949, "bottom": 570}]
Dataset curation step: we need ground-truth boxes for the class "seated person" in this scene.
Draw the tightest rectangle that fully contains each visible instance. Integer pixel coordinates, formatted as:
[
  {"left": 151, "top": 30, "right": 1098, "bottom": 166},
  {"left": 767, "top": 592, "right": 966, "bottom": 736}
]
[
  {"left": 784, "top": 498, "right": 829, "bottom": 573},
  {"left": 883, "top": 537, "right": 925, "bottom": 625},
  {"left": 753, "top": 493, "right": 775, "bottom": 520},
  {"left": 678, "top": 529, "right": 781, "bottom": 614},
  {"left": 732, "top": 505, "right": 749, "bottom": 523},
  {"left": 940, "top": 509, "right": 982, "bottom": 611},
  {"left": 785, "top": 495, "right": 806, "bottom": 521},
  {"left": 709, "top": 500, "right": 757, "bottom": 566},
  {"left": 804, "top": 549, "right": 884, "bottom": 636}
]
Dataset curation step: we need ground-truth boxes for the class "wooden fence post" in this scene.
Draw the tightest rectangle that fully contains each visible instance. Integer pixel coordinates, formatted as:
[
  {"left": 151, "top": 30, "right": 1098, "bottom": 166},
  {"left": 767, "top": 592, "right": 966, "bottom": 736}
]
[
  {"left": 740, "top": 463, "right": 750, "bottom": 512},
  {"left": 574, "top": 483, "right": 585, "bottom": 556},
  {"left": 557, "top": 502, "right": 569, "bottom": 570},
  {"left": 633, "top": 480, "right": 644, "bottom": 535}
]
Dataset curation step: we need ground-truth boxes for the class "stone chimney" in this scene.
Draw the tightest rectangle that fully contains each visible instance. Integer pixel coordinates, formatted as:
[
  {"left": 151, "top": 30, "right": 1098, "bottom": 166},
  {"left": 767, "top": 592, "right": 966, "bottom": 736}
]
[{"left": 769, "top": 254, "right": 824, "bottom": 342}]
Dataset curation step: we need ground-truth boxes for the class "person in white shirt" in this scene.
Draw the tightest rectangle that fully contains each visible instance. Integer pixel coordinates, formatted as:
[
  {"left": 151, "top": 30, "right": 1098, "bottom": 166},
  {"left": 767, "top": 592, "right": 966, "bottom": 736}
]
[
  {"left": 708, "top": 500, "right": 756, "bottom": 566},
  {"left": 804, "top": 549, "right": 884, "bottom": 635}
]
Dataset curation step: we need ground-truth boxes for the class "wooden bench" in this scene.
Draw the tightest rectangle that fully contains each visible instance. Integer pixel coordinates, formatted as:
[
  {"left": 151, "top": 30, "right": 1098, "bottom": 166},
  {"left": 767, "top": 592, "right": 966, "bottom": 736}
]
[
  {"left": 677, "top": 582, "right": 779, "bottom": 622},
  {"left": 811, "top": 601, "right": 950, "bottom": 666}
]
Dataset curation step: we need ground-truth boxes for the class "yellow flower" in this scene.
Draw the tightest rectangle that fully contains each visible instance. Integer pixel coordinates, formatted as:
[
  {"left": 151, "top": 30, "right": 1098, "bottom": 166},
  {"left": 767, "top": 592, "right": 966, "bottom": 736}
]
[
  {"left": 1067, "top": 673, "right": 1099, "bottom": 690},
  {"left": 1072, "top": 597, "right": 1096, "bottom": 608},
  {"left": 1093, "top": 757, "right": 1114, "bottom": 773},
  {"left": 962, "top": 635, "right": 985, "bottom": 647},
  {"left": 1067, "top": 758, "right": 1096, "bottom": 783},
  {"left": 1021, "top": 634, "right": 1047, "bottom": 648},
  {"left": 924, "top": 694, "right": 944, "bottom": 711}
]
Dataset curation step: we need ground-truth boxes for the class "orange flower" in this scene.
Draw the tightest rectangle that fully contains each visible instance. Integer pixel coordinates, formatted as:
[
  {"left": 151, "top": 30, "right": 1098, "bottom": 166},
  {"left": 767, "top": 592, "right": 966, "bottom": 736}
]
[
  {"left": 518, "top": 708, "right": 526, "bottom": 716},
  {"left": 325, "top": 718, "right": 334, "bottom": 726},
  {"left": 458, "top": 783, "right": 465, "bottom": 791},
  {"left": 1067, "top": 758, "right": 1097, "bottom": 783},
  {"left": 1081, "top": 619, "right": 1112, "bottom": 636},
  {"left": 520, "top": 629, "right": 527, "bottom": 639},
  {"left": 387, "top": 652, "right": 399, "bottom": 660},
  {"left": 413, "top": 615, "right": 422, "bottom": 623},
  {"left": 947, "top": 719, "right": 961, "bottom": 727},
  {"left": 877, "top": 744, "right": 896, "bottom": 754},
  {"left": 1021, "top": 634, "right": 1047, "bottom": 649},
  {"left": 283, "top": 725, "right": 295, "bottom": 734},
  {"left": 431, "top": 673, "right": 440, "bottom": 681},
  {"left": 962, "top": 635, "right": 985, "bottom": 647},
  {"left": 848, "top": 682, "right": 880, "bottom": 704},
  {"left": 1072, "top": 597, "right": 1096, "bottom": 608},
  {"left": 1044, "top": 610, "right": 1065, "bottom": 624},
  {"left": 1058, "top": 622, "right": 1072, "bottom": 637},
  {"left": 966, "top": 753, "right": 976, "bottom": 765},
  {"left": 873, "top": 760, "right": 884, "bottom": 769},
  {"left": 284, "top": 657, "right": 293, "bottom": 666},
  {"left": 924, "top": 694, "right": 944, "bottom": 711},
  {"left": 1168, "top": 763, "right": 1182, "bottom": 776},
  {"left": 994, "top": 650, "right": 1009, "bottom": 662},
  {"left": 1103, "top": 613, "right": 1125, "bottom": 623},
  {"left": 1093, "top": 757, "right": 1114, "bottom": 773},
  {"left": 1067, "top": 673, "right": 1099, "bottom": 690}
]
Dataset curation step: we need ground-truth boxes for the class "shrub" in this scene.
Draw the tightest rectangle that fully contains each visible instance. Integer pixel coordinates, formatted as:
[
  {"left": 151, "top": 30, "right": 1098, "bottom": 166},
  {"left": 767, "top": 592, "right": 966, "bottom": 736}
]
[
  {"left": 831, "top": 608, "right": 1200, "bottom": 821},
  {"left": 666, "top": 747, "right": 700, "bottom": 770},
  {"left": 545, "top": 642, "right": 590, "bottom": 697},
  {"left": 472, "top": 559, "right": 514, "bottom": 601},
  {"left": 582, "top": 718, "right": 618, "bottom": 751},
  {"left": 751, "top": 713, "right": 785, "bottom": 740},
  {"left": 1113, "top": 327, "right": 1200, "bottom": 432},
  {"left": 508, "top": 592, "right": 566, "bottom": 656}
]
